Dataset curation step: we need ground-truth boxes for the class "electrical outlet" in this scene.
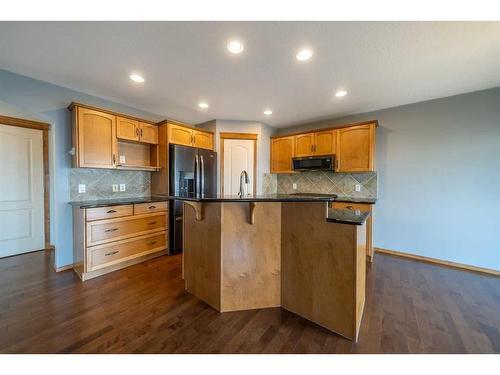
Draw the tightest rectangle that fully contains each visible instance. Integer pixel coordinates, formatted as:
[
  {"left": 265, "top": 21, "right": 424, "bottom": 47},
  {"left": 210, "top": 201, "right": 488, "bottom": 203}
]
[
  {"left": 354, "top": 184, "right": 361, "bottom": 192},
  {"left": 292, "top": 183, "right": 297, "bottom": 190},
  {"left": 119, "top": 184, "right": 126, "bottom": 192},
  {"left": 112, "top": 184, "right": 119, "bottom": 192},
  {"left": 78, "top": 184, "right": 86, "bottom": 193},
  {"left": 119, "top": 155, "right": 126, "bottom": 164}
]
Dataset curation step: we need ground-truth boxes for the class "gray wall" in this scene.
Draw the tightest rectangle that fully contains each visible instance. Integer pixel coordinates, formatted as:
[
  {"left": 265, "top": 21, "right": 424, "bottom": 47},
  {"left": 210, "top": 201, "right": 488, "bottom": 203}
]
[{"left": 277, "top": 87, "right": 500, "bottom": 270}]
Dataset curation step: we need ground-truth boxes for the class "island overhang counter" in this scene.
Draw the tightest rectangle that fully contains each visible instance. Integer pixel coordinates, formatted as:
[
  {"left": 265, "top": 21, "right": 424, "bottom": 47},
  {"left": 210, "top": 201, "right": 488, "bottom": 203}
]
[{"left": 170, "top": 194, "right": 369, "bottom": 341}]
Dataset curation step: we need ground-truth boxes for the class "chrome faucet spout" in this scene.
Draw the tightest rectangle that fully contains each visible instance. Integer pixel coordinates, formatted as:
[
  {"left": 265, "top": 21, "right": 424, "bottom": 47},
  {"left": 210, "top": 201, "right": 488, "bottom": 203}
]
[{"left": 238, "top": 170, "right": 250, "bottom": 197}]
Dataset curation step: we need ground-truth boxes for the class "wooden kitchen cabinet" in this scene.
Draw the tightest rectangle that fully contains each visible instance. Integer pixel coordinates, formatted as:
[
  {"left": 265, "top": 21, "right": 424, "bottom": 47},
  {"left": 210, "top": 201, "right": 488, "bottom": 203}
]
[
  {"left": 294, "top": 130, "right": 336, "bottom": 157},
  {"left": 271, "top": 136, "right": 295, "bottom": 173},
  {"left": 70, "top": 103, "right": 160, "bottom": 171},
  {"left": 167, "top": 122, "right": 214, "bottom": 150},
  {"left": 139, "top": 122, "right": 158, "bottom": 144},
  {"left": 193, "top": 130, "right": 213, "bottom": 150},
  {"left": 295, "top": 133, "right": 315, "bottom": 157},
  {"left": 116, "top": 116, "right": 140, "bottom": 142},
  {"left": 72, "top": 106, "right": 117, "bottom": 169},
  {"left": 336, "top": 123, "right": 375, "bottom": 172},
  {"left": 331, "top": 201, "right": 374, "bottom": 261}
]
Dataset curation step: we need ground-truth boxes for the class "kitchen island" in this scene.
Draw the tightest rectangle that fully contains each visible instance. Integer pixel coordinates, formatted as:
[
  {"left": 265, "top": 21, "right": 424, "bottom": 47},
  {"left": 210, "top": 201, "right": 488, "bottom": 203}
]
[{"left": 171, "top": 193, "right": 370, "bottom": 341}]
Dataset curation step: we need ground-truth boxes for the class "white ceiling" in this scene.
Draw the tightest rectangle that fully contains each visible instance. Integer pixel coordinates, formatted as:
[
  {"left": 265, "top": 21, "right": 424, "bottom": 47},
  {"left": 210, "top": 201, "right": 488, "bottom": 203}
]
[{"left": 0, "top": 21, "right": 499, "bottom": 127}]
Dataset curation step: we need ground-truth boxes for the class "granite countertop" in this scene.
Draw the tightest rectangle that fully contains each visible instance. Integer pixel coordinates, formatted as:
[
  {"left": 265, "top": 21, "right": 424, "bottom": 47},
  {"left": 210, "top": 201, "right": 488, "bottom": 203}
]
[
  {"left": 168, "top": 193, "right": 338, "bottom": 203},
  {"left": 326, "top": 208, "right": 371, "bottom": 225},
  {"left": 69, "top": 195, "right": 169, "bottom": 209}
]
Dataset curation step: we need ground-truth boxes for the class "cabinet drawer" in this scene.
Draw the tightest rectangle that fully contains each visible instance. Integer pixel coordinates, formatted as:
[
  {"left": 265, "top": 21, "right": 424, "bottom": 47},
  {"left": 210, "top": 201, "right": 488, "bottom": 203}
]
[
  {"left": 87, "top": 232, "right": 167, "bottom": 271},
  {"left": 134, "top": 201, "right": 168, "bottom": 215},
  {"left": 86, "top": 205, "right": 133, "bottom": 221},
  {"left": 331, "top": 202, "right": 371, "bottom": 212},
  {"left": 87, "top": 212, "right": 166, "bottom": 246}
]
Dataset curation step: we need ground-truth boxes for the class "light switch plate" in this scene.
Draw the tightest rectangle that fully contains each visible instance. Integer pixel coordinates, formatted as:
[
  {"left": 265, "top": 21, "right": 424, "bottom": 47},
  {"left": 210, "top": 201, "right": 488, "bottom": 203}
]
[
  {"left": 112, "top": 184, "right": 119, "bottom": 192},
  {"left": 119, "top": 184, "right": 126, "bottom": 192},
  {"left": 354, "top": 184, "right": 361, "bottom": 192},
  {"left": 78, "top": 184, "right": 86, "bottom": 193}
]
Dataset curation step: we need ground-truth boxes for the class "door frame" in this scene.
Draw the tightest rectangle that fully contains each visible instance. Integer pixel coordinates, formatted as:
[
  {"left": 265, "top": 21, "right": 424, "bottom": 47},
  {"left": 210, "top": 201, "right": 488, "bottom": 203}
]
[
  {"left": 0, "top": 114, "right": 52, "bottom": 251},
  {"left": 220, "top": 132, "right": 258, "bottom": 195}
]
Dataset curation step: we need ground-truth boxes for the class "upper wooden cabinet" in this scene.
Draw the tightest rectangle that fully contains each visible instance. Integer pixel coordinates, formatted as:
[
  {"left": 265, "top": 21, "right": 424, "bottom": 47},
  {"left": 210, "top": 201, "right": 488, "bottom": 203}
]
[
  {"left": 336, "top": 123, "right": 375, "bottom": 172},
  {"left": 116, "top": 116, "right": 140, "bottom": 142},
  {"left": 139, "top": 122, "right": 158, "bottom": 144},
  {"left": 294, "top": 130, "right": 336, "bottom": 157},
  {"left": 270, "top": 121, "right": 376, "bottom": 173},
  {"left": 167, "top": 123, "right": 214, "bottom": 150},
  {"left": 193, "top": 130, "right": 213, "bottom": 150},
  {"left": 73, "top": 106, "right": 117, "bottom": 169},
  {"left": 70, "top": 103, "right": 160, "bottom": 171},
  {"left": 271, "top": 136, "right": 295, "bottom": 173}
]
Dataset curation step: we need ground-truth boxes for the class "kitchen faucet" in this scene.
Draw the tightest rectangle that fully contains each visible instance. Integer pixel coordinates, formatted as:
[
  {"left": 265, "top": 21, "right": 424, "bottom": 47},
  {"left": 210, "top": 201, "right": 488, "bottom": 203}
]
[{"left": 238, "top": 170, "right": 250, "bottom": 197}]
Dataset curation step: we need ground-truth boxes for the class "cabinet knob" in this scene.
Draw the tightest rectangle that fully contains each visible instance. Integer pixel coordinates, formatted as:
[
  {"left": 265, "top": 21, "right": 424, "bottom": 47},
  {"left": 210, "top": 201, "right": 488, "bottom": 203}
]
[
  {"left": 148, "top": 206, "right": 156, "bottom": 209},
  {"left": 106, "top": 209, "right": 117, "bottom": 214},
  {"left": 105, "top": 228, "right": 119, "bottom": 232},
  {"left": 105, "top": 250, "right": 119, "bottom": 256}
]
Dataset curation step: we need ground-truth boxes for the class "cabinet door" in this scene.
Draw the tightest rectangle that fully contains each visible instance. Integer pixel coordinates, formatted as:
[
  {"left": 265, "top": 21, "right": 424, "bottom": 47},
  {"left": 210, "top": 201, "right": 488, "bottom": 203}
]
[
  {"left": 271, "top": 136, "right": 295, "bottom": 173},
  {"left": 336, "top": 124, "right": 375, "bottom": 172},
  {"left": 139, "top": 122, "right": 158, "bottom": 144},
  {"left": 116, "top": 116, "right": 139, "bottom": 142},
  {"left": 168, "top": 124, "right": 193, "bottom": 146},
  {"left": 314, "top": 130, "right": 336, "bottom": 155},
  {"left": 295, "top": 133, "right": 315, "bottom": 157},
  {"left": 76, "top": 107, "right": 117, "bottom": 168},
  {"left": 193, "top": 130, "right": 213, "bottom": 150}
]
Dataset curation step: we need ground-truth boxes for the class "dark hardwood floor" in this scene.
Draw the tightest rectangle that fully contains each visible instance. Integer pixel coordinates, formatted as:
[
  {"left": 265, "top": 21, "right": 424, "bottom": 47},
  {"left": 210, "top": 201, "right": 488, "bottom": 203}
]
[{"left": 0, "top": 250, "right": 499, "bottom": 353}]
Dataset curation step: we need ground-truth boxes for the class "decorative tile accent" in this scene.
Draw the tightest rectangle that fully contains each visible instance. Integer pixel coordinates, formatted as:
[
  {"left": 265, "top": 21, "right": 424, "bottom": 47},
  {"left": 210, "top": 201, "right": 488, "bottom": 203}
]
[
  {"left": 69, "top": 168, "right": 151, "bottom": 201},
  {"left": 266, "top": 171, "right": 377, "bottom": 198}
]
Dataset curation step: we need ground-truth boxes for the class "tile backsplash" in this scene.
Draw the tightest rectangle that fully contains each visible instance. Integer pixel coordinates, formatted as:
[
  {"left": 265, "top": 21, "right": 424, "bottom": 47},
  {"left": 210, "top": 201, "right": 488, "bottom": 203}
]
[
  {"left": 262, "top": 171, "right": 377, "bottom": 199},
  {"left": 70, "top": 168, "right": 151, "bottom": 201}
]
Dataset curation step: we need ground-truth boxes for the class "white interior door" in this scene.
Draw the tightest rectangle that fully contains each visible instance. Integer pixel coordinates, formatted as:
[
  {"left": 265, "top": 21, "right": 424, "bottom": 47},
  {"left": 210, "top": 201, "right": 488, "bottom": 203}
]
[
  {"left": 0, "top": 124, "right": 44, "bottom": 257},
  {"left": 223, "top": 139, "right": 255, "bottom": 195}
]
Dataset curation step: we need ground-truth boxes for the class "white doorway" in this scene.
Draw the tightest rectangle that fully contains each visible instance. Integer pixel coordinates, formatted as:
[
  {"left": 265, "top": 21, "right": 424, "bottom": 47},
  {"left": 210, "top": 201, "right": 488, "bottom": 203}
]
[
  {"left": 0, "top": 123, "right": 45, "bottom": 257},
  {"left": 221, "top": 134, "right": 257, "bottom": 196}
]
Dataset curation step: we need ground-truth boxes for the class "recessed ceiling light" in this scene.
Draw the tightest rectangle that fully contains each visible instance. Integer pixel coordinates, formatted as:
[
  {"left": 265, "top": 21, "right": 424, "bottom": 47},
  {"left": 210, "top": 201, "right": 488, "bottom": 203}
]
[
  {"left": 129, "top": 74, "right": 145, "bottom": 83},
  {"left": 198, "top": 102, "right": 209, "bottom": 109},
  {"left": 264, "top": 110, "right": 273, "bottom": 115},
  {"left": 335, "top": 90, "right": 348, "bottom": 98},
  {"left": 227, "top": 40, "right": 244, "bottom": 54},
  {"left": 296, "top": 49, "right": 313, "bottom": 61}
]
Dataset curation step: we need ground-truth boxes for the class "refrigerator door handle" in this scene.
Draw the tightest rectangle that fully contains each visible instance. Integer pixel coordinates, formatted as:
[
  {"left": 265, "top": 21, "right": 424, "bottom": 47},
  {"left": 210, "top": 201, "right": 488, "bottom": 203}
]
[
  {"left": 200, "top": 155, "right": 205, "bottom": 196},
  {"left": 194, "top": 154, "right": 200, "bottom": 195}
]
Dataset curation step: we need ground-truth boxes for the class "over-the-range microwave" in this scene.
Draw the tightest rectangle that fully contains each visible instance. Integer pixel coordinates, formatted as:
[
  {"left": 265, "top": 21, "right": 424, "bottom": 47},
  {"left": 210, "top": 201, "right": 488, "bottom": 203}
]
[{"left": 292, "top": 155, "right": 336, "bottom": 171}]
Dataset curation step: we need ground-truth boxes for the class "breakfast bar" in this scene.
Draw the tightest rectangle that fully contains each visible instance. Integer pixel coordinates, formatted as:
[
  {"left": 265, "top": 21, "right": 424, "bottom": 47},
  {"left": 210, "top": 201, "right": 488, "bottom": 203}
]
[{"left": 171, "top": 194, "right": 370, "bottom": 341}]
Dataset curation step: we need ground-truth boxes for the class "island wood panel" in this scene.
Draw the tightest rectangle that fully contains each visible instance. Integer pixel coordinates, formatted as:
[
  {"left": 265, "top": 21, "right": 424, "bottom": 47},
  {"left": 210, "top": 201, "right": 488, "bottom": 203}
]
[
  {"left": 220, "top": 202, "right": 281, "bottom": 312},
  {"left": 281, "top": 202, "right": 365, "bottom": 341},
  {"left": 183, "top": 202, "right": 222, "bottom": 311},
  {"left": 331, "top": 201, "right": 373, "bottom": 261},
  {"left": 72, "top": 207, "right": 86, "bottom": 279},
  {"left": 355, "top": 222, "right": 367, "bottom": 338}
]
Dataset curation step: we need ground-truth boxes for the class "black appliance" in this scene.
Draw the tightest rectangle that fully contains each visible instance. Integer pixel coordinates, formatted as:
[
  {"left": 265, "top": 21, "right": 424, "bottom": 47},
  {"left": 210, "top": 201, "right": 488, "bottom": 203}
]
[
  {"left": 292, "top": 155, "right": 335, "bottom": 171},
  {"left": 169, "top": 144, "right": 217, "bottom": 254}
]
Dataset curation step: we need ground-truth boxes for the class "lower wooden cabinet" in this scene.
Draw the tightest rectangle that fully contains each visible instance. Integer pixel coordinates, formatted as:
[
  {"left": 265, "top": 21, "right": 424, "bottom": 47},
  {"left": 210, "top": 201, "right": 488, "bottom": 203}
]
[
  {"left": 73, "top": 202, "right": 168, "bottom": 281},
  {"left": 331, "top": 201, "right": 374, "bottom": 261}
]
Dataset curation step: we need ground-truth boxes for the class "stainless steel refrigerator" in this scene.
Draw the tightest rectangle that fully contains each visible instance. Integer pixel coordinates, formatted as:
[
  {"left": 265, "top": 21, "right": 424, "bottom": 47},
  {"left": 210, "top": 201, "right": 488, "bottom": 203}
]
[{"left": 169, "top": 144, "right": 217, "bottom": 254}]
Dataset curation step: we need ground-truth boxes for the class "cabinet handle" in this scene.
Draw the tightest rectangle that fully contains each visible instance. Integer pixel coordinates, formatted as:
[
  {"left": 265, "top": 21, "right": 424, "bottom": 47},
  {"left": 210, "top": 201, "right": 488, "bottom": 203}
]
[
  {"left": 140, "top": 128, "right": 143, "bottom": 138},
  {"left": 147, "top": 241, "right": 157, "bottom": 246},
  {"left": 136, "top": 127, "right": 139, "bottom": 138},
  {"left": 335, "top": 159, "right": 339, "bottom": 170},
  {"left": 105, "top": 251, "right": 119, "bottom": 256},
  {"left": 147, "top": 221, "right": 157, "bottom": 225},
  {"left": 106, "top": 209, "right": 117, "bottom": 214},
  {"left": 148, "top": 206, "right": 156, "bottom": 209},
  {"left": 112, "top": 154, "right": 116, "bottom": 165},
  {"left": 345, "top": 206, "right": 355, "bottom": 210},
  {"left": 193, "top": 134, "right": 196, "bottom": 144},
  {"left": 105, "top": 228, "right": 119, "bottom": 232}
]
